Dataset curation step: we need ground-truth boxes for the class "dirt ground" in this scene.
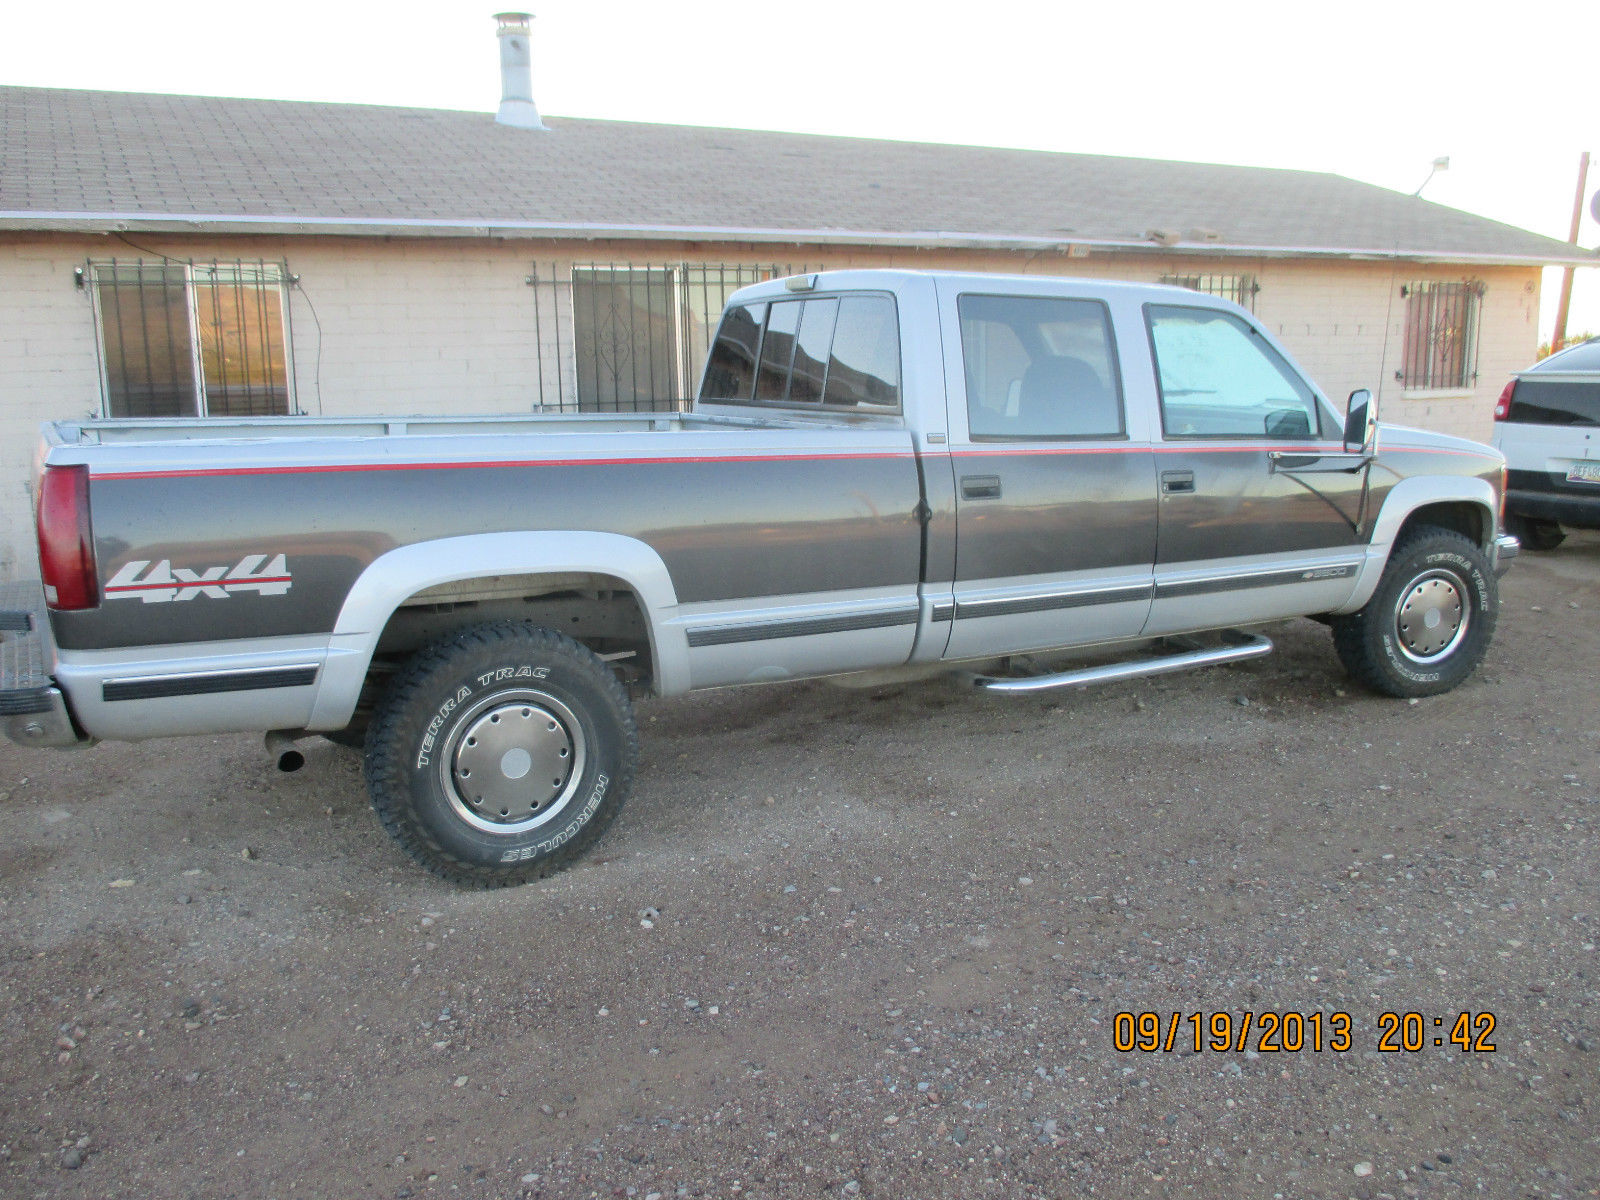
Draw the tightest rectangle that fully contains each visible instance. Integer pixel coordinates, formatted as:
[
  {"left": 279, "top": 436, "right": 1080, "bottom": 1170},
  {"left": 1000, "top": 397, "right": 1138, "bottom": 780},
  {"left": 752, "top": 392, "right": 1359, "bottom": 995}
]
[{"left": 2, "top": 536, "right": 1598, "bottom": 1200}]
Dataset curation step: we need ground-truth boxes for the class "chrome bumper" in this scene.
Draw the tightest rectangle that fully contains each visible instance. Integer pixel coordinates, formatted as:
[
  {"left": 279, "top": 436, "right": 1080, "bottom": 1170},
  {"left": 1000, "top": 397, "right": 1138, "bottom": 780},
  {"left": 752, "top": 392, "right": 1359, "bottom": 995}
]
[
  {"left": 0, "top": 582, "right": 91, "bottom": 749},
  {"left": 1493, "top": 533, "right": 1520, "bottom": 577},
  {"left": 3, "top": 686, "right": 88, "bottom": 749}
]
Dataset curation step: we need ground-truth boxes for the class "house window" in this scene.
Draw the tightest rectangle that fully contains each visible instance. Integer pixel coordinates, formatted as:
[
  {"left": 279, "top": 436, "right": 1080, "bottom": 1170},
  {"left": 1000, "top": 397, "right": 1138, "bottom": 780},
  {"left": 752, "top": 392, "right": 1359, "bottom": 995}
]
[
  {"left": 568, "top": 264, "right": 793, "bottom": 411},
  {"left": 90, "top": 260, "right": 294, "bottom": 418},
  {"left": 1160, "top": 273, "right": 1258, "bottom": 312},
  {"left": 1400, "top": 280, "right": 1483, "bottom": 390}
]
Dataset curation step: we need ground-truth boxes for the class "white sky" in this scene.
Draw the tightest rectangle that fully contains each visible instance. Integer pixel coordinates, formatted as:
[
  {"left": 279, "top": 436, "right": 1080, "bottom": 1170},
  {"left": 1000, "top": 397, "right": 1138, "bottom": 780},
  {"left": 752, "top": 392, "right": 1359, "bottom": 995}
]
[{"left": 6, "top": 0, "right": 1596, "bottom": 345}]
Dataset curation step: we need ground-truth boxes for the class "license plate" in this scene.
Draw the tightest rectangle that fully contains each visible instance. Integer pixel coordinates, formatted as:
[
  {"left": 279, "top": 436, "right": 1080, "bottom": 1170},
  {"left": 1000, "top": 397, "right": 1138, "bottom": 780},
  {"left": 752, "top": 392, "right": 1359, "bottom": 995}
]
[{"left": 1567, "top": 461, "right": 1600, "bottom": 485}]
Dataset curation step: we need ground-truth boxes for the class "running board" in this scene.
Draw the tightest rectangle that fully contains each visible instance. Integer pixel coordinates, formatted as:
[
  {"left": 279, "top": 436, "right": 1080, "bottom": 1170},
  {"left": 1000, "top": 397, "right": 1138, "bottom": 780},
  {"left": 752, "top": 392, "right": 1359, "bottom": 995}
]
[{"left": 965, "top": 632, "right": 1274, "bottom": 695}]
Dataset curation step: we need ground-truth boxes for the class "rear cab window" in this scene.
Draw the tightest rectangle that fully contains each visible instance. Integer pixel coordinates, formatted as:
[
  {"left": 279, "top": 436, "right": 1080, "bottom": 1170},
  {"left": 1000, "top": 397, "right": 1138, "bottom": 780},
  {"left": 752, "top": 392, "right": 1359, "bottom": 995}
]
[{"left": 699, "top": 292, "right": 901, "bottom": 412}]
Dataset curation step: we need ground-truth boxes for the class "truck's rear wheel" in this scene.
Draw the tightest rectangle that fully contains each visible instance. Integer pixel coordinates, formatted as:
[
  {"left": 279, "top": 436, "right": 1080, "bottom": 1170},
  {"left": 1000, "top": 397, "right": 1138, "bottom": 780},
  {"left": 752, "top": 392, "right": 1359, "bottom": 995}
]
[
  {"left": 1331, "top": 527, "right": 1497, "bottom": 698},
  {"left": 364, "top": 623, "right": 637, "bottom": 887}
]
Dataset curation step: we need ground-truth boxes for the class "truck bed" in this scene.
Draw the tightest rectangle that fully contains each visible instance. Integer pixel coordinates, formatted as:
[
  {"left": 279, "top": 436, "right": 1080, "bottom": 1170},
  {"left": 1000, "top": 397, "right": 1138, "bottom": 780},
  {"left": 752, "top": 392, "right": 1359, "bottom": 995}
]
[{"left": 47, "top": 409, "right": 818, "bottom": 447}]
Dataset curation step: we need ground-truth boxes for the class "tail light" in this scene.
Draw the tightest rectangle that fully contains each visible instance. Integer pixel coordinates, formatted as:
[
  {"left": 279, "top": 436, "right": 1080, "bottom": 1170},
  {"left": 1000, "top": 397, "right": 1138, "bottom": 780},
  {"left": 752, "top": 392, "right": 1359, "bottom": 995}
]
[
  {"left": 1493, "top": 380, "right": 1515, "bottom": 421},
  {"left": 36, "top": 464, "right": 98, "bottom": 610}
]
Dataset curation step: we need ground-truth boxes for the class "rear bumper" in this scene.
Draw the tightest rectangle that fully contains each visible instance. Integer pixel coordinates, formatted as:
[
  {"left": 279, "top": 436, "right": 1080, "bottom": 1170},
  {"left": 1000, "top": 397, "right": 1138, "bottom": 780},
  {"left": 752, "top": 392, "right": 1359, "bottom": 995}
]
[
  {"left": 3, "top": 686, "right": 86, "bottom": 749},
  {"left": 0, "top": 582, "right": 92, "bottom": 749},
  {"left": 1506, "top": 489, "right": 1600, "bottom": 530},
  {"left": 1492, "top": 533, "right": 1520, "bottom": 577},
  {"left": 1505, "top": 468, "right": 1600, "bottom": 530}
]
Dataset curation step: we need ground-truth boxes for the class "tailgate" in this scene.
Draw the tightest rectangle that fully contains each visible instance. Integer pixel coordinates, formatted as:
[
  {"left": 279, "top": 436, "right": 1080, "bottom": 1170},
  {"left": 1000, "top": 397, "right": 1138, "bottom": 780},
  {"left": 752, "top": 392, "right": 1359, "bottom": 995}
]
[{"left": 0, "top": 581, "right": 89, "bottom": 747}]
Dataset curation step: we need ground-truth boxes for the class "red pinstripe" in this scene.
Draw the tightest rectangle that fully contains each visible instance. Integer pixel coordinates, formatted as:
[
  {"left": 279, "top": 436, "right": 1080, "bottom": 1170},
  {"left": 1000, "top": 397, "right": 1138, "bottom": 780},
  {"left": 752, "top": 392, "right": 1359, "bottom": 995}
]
[
  {"left": 104, "top": 576, "right": 294, "bottom": 592},
  {"left": 89, "top": 441, "right": 1485, "bottom": 482}
]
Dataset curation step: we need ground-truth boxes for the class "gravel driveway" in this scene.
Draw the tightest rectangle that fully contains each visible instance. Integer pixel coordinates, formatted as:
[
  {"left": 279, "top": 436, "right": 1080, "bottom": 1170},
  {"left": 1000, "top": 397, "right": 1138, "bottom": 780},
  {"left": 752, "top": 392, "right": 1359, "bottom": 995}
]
[{"left": 2, "top": 536, "right": 1598, "bottom": 1199}]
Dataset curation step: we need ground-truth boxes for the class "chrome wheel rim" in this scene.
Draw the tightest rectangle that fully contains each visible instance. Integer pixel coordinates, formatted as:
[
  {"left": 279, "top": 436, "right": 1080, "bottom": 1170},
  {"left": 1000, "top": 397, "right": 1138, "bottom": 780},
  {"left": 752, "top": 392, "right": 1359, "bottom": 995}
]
[
  {"left": 1394, "top": 569, "right": 1469, "bottom": 663},
  {"left": 440, "top": 689, "right": 586, "bottom": 834}
]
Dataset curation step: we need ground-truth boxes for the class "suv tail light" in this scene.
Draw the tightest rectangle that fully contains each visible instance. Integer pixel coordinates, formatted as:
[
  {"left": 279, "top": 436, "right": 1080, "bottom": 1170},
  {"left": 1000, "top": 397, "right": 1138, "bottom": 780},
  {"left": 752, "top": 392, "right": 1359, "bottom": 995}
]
[
  {"left": 1493, "top": 380, "right": 1515, "bottom": 421},
  {"left": 36, "top": 463, "right": 98, "bottom": 610}
]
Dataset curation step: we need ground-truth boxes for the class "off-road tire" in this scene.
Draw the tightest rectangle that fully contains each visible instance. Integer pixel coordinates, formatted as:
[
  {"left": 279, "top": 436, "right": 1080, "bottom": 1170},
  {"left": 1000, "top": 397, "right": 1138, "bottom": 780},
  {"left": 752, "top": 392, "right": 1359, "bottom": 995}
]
[
  {"left": 364, "top": 622, "right": 637, "bottom": 887},
  {"left": 1507, "top": 513, "right": 1566, "bottom": 552},
  {"left": 1332, "top": 526, "right": 1497, "bottom": 698}
]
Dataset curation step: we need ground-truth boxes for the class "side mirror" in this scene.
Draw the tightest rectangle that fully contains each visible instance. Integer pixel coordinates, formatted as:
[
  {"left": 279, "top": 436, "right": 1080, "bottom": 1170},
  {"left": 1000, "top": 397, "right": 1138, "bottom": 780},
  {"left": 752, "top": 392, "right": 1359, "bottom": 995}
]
[{"left": 1344, "top": 388, "right": 1377, "bottom": 454}]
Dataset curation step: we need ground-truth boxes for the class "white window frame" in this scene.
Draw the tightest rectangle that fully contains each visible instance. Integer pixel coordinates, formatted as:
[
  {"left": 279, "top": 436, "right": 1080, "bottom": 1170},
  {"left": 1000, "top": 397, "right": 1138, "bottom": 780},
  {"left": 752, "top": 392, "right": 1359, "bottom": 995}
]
[{"left": 88, "top": 259, "right": 296, "bottom": 419}]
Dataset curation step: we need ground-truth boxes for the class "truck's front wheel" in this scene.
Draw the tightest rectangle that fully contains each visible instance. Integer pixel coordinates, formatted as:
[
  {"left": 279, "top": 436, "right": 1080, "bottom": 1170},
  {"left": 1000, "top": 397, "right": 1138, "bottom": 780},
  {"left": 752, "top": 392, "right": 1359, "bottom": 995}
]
[
  {"left": 1331, "top": 527, "right": 1498, "bottom": 698},
  {"left": 364, "top": 623, "right": 637, "bottom": 886}
]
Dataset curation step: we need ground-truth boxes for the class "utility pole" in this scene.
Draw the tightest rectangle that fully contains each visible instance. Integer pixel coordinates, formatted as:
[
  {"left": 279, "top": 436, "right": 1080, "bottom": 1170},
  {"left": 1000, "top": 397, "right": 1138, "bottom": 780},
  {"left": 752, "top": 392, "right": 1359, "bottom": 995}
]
[{"left": 1550, "top": 150, "right": 1591, "bottom": 355}]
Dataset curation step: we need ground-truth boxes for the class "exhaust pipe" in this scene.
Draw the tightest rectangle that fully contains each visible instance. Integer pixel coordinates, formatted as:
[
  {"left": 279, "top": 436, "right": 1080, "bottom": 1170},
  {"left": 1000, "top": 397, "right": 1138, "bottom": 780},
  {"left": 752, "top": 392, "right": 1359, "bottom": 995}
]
[{"left": 265, "top": 730, "right": 305, "bottom": 773}]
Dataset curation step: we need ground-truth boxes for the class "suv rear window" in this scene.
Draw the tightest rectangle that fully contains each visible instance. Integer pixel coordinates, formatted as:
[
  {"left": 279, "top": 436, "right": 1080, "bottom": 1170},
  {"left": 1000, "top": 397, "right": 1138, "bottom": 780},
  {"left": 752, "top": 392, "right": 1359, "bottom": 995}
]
[
  {"left": 1508, "top": 379, "right": 1600, "bottom": 426},
  {"left": 699, "top": 293, "right": 900, "bottom": 411}
]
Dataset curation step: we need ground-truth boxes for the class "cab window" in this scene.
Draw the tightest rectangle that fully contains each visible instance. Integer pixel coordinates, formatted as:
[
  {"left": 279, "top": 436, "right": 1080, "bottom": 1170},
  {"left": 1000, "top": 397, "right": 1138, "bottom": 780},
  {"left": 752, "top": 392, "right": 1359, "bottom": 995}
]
[
  {"left": 1147, "top": 305, "right": 1322, "bottom": 439},
  {"left": 958, "top": 295, "right": 1124, "bottom": 440},
  {"left": 700, "top": 301, "right": 767, "bottom": 402},
  {"left": 699, "top": 293, "right": 900, "bottom": 411}
]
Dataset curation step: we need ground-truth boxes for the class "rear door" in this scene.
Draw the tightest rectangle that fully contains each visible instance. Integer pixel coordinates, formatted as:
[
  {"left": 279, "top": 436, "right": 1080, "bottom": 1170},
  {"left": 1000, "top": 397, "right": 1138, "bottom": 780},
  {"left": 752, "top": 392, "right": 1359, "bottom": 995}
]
[
  {"left": 937, "top": 281, "right": 1158, "bottom": 660},
  {"left": 1140, "top": 302, "right": 1368, "bottom": 637}
]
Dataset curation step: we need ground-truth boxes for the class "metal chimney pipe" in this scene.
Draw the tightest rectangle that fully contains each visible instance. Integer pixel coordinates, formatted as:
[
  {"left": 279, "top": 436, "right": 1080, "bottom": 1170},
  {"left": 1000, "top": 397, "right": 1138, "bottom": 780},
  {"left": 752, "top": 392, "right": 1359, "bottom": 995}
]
[{"left": 494, "top": 12, "right": 547, "bottom": 130}]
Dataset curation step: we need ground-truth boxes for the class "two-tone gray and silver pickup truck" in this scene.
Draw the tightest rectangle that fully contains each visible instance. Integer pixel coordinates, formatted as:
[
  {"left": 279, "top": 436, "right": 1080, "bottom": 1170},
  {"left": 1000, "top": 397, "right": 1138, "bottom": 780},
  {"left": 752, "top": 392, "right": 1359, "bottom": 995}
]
[{"left": 3, "top": 270, "right": 1518, "bottom": 885}]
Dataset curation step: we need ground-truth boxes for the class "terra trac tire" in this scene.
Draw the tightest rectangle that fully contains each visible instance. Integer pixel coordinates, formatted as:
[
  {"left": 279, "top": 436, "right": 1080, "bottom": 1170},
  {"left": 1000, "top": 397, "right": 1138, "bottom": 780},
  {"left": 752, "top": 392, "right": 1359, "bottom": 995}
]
[
  {"left": 1331, "top": 527, "right": 1498, "bottom": 699},
  {"left": 364, "top": 623, "right": 637, "bottom": 887}
]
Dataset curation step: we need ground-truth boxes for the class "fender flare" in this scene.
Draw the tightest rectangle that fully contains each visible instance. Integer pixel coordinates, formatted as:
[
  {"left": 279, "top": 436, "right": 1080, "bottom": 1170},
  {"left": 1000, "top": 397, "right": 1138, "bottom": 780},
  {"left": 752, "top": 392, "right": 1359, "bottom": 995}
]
[
  {"left": 306, "top": 531, "right": 686, "bottom": 730},
  {"left": 1334, "top": 475, "right": 1498, "bottom": 615}
]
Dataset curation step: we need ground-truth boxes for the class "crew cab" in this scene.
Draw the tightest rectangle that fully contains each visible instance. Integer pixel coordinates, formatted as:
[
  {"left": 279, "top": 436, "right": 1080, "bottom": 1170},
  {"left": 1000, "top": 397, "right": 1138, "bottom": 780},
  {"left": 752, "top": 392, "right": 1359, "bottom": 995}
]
[{"left": 2, "top": 270, "right": 1519, "bottom": 885}]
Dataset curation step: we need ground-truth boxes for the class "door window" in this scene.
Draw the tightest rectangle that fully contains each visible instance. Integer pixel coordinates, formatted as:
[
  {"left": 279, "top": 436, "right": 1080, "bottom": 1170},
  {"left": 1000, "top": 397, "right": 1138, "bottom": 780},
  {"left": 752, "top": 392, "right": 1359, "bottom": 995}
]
[
  {"left": 1147, "top": 305, "right": 1322, "bottom": 439},
  {"left": 958, "top": 295, "right": 1123, "bottom": 440}
]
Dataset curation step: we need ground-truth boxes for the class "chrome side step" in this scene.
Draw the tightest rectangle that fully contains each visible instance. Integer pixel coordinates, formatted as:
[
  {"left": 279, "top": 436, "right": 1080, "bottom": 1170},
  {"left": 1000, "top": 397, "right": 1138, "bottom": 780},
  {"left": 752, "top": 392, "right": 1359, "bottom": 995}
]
[{"left": 966, "top": 631, "right": 1274, "bottom": 695}]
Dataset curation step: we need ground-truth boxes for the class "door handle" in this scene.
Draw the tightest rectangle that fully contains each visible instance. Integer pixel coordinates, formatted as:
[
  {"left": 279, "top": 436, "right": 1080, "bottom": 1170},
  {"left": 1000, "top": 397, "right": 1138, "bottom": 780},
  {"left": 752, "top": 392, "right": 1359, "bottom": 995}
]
[
  {"left": 1160, "top": 470, "right": 1195, "bottom": 495},
  {"left": 960, "top": 474, "right": 1002, "bottom": 500}
]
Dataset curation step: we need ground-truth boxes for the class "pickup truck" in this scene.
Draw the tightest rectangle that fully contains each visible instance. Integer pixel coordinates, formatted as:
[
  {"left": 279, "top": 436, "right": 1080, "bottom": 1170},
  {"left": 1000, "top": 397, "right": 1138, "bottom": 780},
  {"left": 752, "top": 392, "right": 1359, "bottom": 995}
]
[{"left": 2, "top": 269, "right": 1519, "bottom": 886}]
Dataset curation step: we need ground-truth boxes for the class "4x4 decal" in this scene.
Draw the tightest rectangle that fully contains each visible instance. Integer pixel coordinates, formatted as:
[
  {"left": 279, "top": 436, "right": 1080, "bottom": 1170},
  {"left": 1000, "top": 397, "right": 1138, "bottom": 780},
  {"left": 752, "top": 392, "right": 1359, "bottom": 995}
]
[{"left": 104, "top": 554, "right": 292, "bottom": 603}]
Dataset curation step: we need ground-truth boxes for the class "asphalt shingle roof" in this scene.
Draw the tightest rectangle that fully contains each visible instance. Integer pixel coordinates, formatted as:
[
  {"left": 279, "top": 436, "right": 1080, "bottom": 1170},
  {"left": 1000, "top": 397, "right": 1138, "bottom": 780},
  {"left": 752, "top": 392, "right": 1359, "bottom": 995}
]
[{"left": 0, "top": 85, "right": 1589, "bottom": 264}]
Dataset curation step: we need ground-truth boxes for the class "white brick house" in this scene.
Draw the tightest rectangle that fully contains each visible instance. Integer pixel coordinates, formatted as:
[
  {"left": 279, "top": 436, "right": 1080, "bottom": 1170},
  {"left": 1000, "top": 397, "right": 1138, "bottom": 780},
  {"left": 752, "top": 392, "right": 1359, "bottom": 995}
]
[{"left": 0, "top": 81, "right": 1590, "bottom": 577}]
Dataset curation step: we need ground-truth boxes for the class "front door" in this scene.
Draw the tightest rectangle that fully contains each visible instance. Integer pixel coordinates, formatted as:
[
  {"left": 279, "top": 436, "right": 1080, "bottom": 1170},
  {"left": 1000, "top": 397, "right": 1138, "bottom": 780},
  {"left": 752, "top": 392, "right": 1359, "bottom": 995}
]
[
  {"left": 940, "top": 287, "right": 1158, "bottom": 660},
  {"left": 1141, "top": 303, "right": 1369, "bottom": 637}
]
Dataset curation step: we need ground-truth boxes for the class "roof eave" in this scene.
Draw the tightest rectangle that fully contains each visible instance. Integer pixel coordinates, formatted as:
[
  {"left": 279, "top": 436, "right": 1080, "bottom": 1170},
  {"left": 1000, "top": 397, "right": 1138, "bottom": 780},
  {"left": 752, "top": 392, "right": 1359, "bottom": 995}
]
[{"left": 2, "top": 211, "right": 1594, "bottom": 268}]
